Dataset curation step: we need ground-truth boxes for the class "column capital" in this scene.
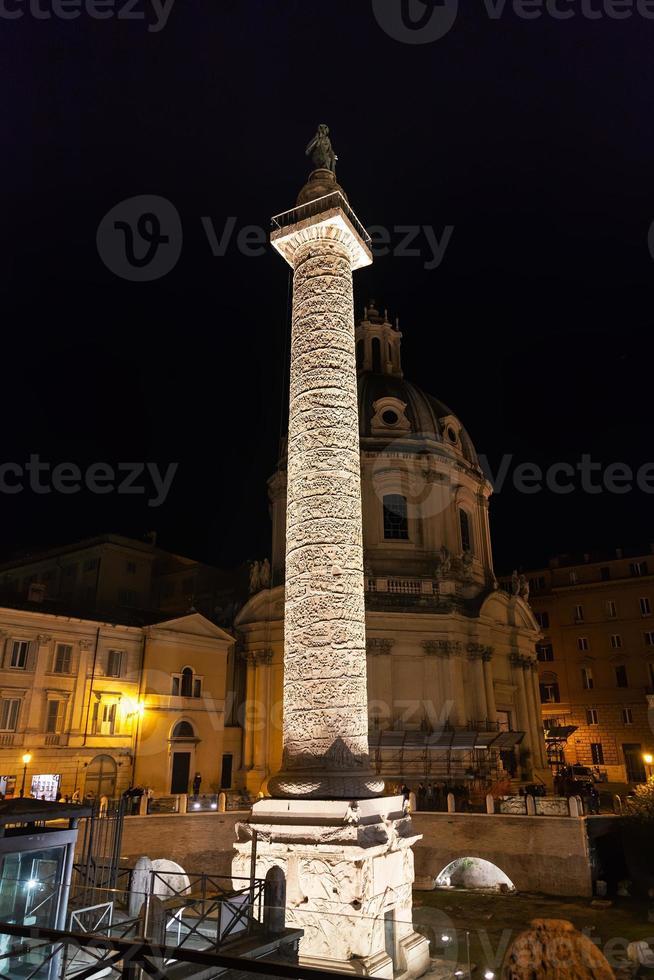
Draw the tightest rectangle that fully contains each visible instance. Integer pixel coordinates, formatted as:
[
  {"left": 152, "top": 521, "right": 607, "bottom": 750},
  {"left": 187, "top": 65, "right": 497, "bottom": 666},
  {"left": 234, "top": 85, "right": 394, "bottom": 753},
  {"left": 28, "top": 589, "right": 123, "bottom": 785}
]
[
  {"left": 366, "top": 638, "right": 394, "bottom": 656},
  {"left": 423, "top": 639, "right": 462, "bottom": 658},
  {"left": 467, "top": 642, "right": 494, "bottom": 661}
]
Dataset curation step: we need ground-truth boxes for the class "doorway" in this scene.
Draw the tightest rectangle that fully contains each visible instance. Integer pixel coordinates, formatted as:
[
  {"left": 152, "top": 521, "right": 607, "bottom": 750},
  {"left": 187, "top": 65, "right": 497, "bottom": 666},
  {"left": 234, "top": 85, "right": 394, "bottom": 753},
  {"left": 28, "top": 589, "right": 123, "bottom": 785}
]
[
  {"left": 384, "top": 909, "right": 395, "bottom": 965},
  {"left": 85, "top": 755, "right": 117, "bottom": 799},
  {"left": 171, "top": 752, "right": 191, "bottom": 794},
  {"left": 220, "top": 754, "right": 233, "bottom": 789},
  {"left": 623, "top": 743, "right": 646, "bottom": 783}
]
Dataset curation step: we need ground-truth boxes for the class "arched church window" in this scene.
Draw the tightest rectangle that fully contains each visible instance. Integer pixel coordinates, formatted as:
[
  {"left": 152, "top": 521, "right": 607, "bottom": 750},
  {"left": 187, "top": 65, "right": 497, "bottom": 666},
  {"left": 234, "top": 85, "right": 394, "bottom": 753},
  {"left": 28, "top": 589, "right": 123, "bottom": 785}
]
[
  {"left": 172, "top": 720, "right": 195, "bottom": 738},
  {"left": 371, "top": 337, "right": 381, "bottom": 373},
  {"left": 459, "top": 508, "right": 473, "bottom": 554},
  {"left": 181, "top": 667, "right": 193, "bottom": 697},
  {"left": 172, "top": 667, "right": 202, "bottom": 698},
  {"left": 356, "top": 339, "right": 364, "bottom": 370},
  {"left": 383, "top": 494, "right": 409, "bottom": 540}
]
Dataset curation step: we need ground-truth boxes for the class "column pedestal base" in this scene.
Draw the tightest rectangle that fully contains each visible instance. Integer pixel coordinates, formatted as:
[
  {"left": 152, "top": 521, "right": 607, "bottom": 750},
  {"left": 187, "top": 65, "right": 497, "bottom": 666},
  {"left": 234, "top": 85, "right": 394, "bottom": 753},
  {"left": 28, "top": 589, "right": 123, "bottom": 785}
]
[{"left": 233, "top": 796, "right": 430, "bottom": 978}]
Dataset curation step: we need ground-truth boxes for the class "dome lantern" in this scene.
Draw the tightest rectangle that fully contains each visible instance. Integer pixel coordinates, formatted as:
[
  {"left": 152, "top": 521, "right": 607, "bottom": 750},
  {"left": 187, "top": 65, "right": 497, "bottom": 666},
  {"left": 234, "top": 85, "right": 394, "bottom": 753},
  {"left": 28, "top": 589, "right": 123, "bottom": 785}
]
[{"left": 356, "top": 300, "right": 403, "bottom": 377}]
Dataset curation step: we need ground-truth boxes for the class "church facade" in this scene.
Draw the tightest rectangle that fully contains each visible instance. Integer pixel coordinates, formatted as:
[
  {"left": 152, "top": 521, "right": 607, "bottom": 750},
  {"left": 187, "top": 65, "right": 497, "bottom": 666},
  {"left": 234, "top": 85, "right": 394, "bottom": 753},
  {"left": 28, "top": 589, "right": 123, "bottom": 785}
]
[{"left": 235, "top": 304, "right": 548, "bottom": 797}]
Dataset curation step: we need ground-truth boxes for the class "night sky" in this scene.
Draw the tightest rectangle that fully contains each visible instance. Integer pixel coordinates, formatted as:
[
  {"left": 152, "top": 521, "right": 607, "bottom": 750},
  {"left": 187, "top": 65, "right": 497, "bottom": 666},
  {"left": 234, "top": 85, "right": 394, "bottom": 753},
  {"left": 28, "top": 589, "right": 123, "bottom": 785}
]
[{"left": 4, "top": 0, "right": 654, "bottom": 573}]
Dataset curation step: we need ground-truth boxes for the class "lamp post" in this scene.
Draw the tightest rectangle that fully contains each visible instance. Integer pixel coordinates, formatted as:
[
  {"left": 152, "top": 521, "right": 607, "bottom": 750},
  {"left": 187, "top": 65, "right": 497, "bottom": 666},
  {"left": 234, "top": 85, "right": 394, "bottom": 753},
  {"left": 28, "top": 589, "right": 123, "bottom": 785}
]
[
  {"left": 20, "top": 752, "right": 32, "bottom": 797},
  {"left": 644, "top": 753, "right": 653, "bottom": 781}
]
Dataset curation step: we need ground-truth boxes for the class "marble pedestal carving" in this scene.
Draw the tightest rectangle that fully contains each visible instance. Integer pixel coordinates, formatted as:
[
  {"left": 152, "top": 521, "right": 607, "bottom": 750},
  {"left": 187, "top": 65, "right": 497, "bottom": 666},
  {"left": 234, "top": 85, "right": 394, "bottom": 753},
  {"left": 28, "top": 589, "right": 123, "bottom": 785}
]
[{"left": 234, "top": 796, "right": 430, "bottom": 979}]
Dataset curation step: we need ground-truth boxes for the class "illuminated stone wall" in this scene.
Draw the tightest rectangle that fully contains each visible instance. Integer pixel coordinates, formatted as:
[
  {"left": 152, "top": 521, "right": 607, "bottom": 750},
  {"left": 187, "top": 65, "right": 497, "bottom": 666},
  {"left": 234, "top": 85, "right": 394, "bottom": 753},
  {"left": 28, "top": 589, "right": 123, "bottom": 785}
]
[{"left": 270, "top": 230, "right": 382, "bottom": 799}]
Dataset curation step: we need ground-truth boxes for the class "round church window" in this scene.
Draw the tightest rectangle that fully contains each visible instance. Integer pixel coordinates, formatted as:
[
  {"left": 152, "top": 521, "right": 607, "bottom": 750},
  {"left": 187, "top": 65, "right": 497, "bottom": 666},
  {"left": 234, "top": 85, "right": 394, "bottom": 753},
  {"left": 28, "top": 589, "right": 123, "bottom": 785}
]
[
  {"left": 447, "top": 426, "right": 457, "bottom": 443},
  {"left": 382, "top": 410, "right": 399, "bottom": 426}
]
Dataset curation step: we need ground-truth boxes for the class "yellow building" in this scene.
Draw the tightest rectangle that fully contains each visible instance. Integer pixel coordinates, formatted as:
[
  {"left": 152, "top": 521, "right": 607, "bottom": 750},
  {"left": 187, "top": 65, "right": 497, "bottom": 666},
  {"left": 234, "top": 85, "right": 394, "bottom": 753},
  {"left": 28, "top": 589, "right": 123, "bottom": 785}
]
[
  {"left": 0, "top": 606, "right": 237, "bottom": 800},
  {"left": 524, "top": 548, "right": 654, "bottom": 784}
]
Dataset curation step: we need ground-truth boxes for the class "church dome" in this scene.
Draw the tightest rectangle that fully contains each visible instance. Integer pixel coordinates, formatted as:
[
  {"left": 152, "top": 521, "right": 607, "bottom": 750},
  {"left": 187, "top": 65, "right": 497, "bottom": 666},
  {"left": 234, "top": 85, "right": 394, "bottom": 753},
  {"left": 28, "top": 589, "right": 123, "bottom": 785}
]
[{"left": 357, "top": 372, "right": 479, "bottom": 465}]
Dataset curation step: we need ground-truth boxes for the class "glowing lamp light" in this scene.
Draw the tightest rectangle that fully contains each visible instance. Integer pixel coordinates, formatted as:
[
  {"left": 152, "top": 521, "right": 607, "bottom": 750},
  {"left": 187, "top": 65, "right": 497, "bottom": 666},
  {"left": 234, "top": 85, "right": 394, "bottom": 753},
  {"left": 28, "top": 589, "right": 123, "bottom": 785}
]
[
  {"left": 193, "top": 802, "right": 201, "bottom": 810},
  {"left": 484, "top": 972, "right": 495, "bottom": 980},
  {"left": 441, "top": 934, "right": 451, "bottom": 943},
  {"left": 26, "top": 880, "right": 38, "bottom": 889},
  {"left": 644, "top": 753, "right": 653, "bottom": 765},
  {"left": 122, "top": 699, "right": 145, "bottom": 718},
  {"left": 22, "top": 753, "right": 32, "bottom": 766},
  {"left": 210, "top": 803, "right": 217, "bottom": 810}
]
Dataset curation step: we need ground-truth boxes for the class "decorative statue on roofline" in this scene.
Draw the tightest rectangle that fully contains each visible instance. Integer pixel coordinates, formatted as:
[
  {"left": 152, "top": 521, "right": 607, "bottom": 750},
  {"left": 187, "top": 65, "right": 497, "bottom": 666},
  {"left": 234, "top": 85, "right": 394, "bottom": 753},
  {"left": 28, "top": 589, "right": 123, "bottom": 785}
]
[{"left": 306, "top": 124, "right": 338, "bottom": 173}]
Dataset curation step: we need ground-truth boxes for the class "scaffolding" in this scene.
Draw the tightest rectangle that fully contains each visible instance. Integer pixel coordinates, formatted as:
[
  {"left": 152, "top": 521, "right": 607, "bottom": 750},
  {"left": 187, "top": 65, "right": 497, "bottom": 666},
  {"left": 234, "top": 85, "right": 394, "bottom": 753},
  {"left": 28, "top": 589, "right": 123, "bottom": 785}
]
[{"left": 368, "top": 726, "right": 525, "bottom": 786}]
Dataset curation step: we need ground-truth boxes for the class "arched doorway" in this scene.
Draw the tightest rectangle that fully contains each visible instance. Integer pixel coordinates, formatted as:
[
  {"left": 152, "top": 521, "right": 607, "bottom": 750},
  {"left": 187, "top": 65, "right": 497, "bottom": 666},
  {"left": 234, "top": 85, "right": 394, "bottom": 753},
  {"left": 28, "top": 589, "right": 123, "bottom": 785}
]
[
  {"left": 436, "top": 857, "right": 515, "bottom": 892},
  {"left": 85, "top": 754, "right": 117, "bottom": 799},
  {"left": 169, "top": 720, "right": 196, "bottom": 794}
]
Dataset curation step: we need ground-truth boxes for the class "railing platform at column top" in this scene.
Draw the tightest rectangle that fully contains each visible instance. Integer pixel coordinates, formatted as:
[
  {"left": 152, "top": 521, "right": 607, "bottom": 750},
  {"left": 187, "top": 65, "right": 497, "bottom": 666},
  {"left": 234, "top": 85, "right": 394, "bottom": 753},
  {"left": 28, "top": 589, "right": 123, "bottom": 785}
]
[{"left": 271, "top": 191, "right": 371, "bottom": 247}]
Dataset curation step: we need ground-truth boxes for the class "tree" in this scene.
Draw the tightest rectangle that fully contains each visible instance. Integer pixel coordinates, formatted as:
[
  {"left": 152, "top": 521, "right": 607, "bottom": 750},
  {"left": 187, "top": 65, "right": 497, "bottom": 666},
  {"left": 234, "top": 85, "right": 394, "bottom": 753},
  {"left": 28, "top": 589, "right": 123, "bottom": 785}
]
[{"left": 624, "top": 776, "right": 654, "bottom": 823}]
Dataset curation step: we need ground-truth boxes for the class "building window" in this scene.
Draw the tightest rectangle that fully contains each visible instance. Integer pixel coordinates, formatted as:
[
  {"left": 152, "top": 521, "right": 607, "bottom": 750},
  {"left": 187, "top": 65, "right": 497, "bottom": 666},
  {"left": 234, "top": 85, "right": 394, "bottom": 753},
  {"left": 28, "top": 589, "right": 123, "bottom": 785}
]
[
  {"left": 181, "top": 667, "right": 194, "bottom": 697},
  {"left": 539, "top": 682, "right": 560, "bottom": 703},
  {"left": 622, "top": 707, "right": 633, "bottom": 725},
  {"left": 535, "top": 611, "right": 550, "bottom": 630},
  {"left": 640, "top": 597, "right": 651, "bottom": 616},
  {"left": 172, "top": 720, "right": 194, "bottom": 738},
  {"left": 459, "top": 509, "right": 472, "bottom": 554},
  {"left": 106, "top": 650, "right": 124, "bottom": 678},
  {"left": 53, "top": 643, "right": 72, "bottom": 674},
  {"left": 606, "top": 600, "right": 617, "bottom": 618},
  {"left": 610, "top": 634, "right": 622, "bottom": 649},
  {"left": 645, "top": 632, "right": 654, "bottom": 646},
  {"left": 92, "top": 702, "right": 117, "bottom": 736},
  {"left": 649, "top": 662, "right": 654, "bottom": 687},
  {"left": 615, "top": 665, "right": 628, "bottom": 688},
  {"left": 630, "top": 561, "right": 648, "bottom": 577},
  {"left": 118, "top": 589, "right": 138, "bottom": 606},
  {"left": 173, "top": 667, "right": 202, "bottom": 699},
  {"left": 600, "top": 566, "right": 611, "bottom": 581},
  {"left": 569, "top": 571, "right": 578, "bottom": 584},
  {"left": 0, "top": 698, "right": 20, "bottom": 732},
  {"left": 581, "top": 667, "right": 594, "bottom": 690},
  {"left": 7, "top": 639, "right": 30, "bottom": 670},
  {"left": 574, "top": 604, "right": 584, "bottom": 622},
  {"left": 577, "top": 637, "right": 589, "bottom": 651},
  {"left": 382, "top": 494, "right": 409, "bottom": 541},
  {"left": 126, "top": 561, "right": 137, "bottom": 574},
  {"left": 529, "top": 576, "right": 546, "bottom": 592},
  {"left": 590, "top": 742, "right": 604, "bottom": 765},
  {"left": 46, "top": 700, "right": 66, "bottom": 734},
  {"left": 536, "top": 644, "right": 554, "bottom": 662},
  {"left": 586, "top": 708, "right": 599, "bottom": 725},
  {"left": 371, "top": 337, "right": 382, "bottom": 373},
  {"left": 84, "top": 558, "right": 99, "bottom": 572}
]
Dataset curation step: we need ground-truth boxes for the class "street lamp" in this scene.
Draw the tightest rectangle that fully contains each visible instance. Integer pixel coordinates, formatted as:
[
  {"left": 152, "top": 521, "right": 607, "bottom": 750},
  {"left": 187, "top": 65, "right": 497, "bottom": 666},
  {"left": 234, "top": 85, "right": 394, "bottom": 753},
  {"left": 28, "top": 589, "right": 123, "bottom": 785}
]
[
  {"left": 20, "top": 752, "right": 32, "bottom": 797},
  {"left": 644, "top": 753, "right": 653, "bottom": 780}
]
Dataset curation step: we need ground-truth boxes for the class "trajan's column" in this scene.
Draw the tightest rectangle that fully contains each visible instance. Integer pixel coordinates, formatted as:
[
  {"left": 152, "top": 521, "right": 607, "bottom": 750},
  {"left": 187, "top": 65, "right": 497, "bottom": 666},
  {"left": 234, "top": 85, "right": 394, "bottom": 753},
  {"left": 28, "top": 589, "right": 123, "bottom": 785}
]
[{"left": 234, "top": 127, "right": 430, "bottom": 979}]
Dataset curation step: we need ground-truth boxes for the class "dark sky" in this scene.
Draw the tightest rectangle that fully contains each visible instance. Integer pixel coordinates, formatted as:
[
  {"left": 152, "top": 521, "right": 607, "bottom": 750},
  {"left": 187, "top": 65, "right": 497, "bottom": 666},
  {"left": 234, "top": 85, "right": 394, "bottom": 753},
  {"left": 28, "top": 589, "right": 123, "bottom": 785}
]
[{"left": 4, "top": 0, "right": 654, "bottom": 572}]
